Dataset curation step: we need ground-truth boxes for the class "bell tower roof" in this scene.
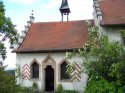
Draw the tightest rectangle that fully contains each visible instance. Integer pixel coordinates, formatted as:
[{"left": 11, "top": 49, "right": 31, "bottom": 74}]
[
  {"left": 59, "top": 0, "right": 70, "bottom": 13},
  {"left": 59, "top": 0, "right": 70, "bottom": 21}
]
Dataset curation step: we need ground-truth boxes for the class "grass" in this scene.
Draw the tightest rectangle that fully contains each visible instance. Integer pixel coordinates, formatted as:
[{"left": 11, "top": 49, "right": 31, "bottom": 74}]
[{"left": 55, "top": 90, "right": 78, "bottom": 93}]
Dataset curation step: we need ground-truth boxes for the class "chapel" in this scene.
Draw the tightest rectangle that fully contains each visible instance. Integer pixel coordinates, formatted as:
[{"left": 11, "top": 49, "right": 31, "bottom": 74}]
[{"left": 13, "top": 0, "right": 125, "bottom": 92}]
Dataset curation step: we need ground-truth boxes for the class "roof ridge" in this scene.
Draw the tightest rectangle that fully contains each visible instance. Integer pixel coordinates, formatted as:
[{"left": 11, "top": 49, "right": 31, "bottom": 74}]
[{"left": 32, "top": 19, "right": 94, "bottom": 24}]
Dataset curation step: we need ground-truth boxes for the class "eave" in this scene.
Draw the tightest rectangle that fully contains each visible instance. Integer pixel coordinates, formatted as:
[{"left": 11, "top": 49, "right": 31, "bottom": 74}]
[{"left": 12, "top": 48, "right": 81, "bottom": 53}]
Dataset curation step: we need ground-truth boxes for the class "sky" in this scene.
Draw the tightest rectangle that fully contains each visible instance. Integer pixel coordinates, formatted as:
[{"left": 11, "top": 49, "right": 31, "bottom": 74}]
[{"left": 1, "top": 0, "right": 93, "bottom": 69}]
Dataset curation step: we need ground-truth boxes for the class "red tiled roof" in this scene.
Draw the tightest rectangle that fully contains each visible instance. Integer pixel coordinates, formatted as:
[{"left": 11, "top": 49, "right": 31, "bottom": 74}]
[
  {"left": 100, "top": 0, "right": 125, "bottom": 26},
  {"left": 14, "top": 20, "right": 91, "bottom": 53}
]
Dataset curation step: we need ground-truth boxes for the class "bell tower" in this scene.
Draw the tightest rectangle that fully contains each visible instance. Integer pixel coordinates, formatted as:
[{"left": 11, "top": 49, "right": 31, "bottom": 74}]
[{"left": 59, "top": 0, "right": 70, "bottom": 22}]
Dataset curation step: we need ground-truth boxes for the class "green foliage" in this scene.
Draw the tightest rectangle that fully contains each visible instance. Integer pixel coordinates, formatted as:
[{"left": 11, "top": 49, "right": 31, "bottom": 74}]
[
  {"left": 56, "top": 83, "right": 63, "bottom": 92},
  {"left": 66, "top": 63, "right": 76, "bottom": 76},
  {"left": 16, "top": 85, "right": 32, "bottom": 93},
  {"left": 16, "top": 84, "right": 40, "bottom": 93},
  {"left": 32, "top": 82, "right": 38, "bottom": 89},
  {"left": 55, "top": 90, "right": 78, "bottom": 93},
  {"left": 32, "top": 82, "right": 39, "bottom": 93},
  {"left": 0, "top": 66, "right": 18, "bottom": 93},
  {"left": 16, "top": 64, "right": 21, "bottom": 76},
  {"left": 16, "top": 64, "right": 22, "bottom": 85},
  {"left": 84, "top": 78, "right": 116, "bottom": 93},
  {"left": 0, "top": 43, "right": 6, "bottom": 60},
  {"left": 0, "top": 2, "right": 5, "bottom": 14},
  {"left": 120, "top": 30, "right": 125, "bottom": 36},
  {"left": 67, "top": 21, "right": 125, "bottom": 93},
  {"left": 0, "top": 1, "right": 19, "bottom": 61},
  {"left": 0, "top": 1, "right": 19, "bottom": 93},
  {"left": 56, "top": 84, "right": 78, "bottom": 93},
  {"left": 82, "top": 21, "right": 125, "bottom": 93}
]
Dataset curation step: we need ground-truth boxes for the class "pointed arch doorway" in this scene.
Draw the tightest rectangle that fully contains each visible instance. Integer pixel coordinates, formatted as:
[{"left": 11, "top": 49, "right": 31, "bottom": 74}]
[
  {"left": 42, "top": 55, "right": 56, "bottom": 92},
  {"left": 45, "top": 65, "right": 54, "bottom": 92}
]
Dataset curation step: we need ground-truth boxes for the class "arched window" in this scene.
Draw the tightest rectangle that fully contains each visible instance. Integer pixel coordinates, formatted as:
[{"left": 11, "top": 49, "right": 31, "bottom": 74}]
[
  {"left": 60, "top": 61, "right": 69, "bottom": 80},
  {"left": 32, "top": 62, "right": 39, "bottom": 78}
]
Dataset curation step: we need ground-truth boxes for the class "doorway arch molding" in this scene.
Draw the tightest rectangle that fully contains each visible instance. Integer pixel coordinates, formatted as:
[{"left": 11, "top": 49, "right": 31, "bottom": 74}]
[{"left": 42, "top": 55, "right": 56, "bottom": 92}]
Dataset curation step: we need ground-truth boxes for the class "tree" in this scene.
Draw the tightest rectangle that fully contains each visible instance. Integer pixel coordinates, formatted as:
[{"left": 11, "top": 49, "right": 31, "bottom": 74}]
[
  {"left": 67, "top": 21, "right": 125, "bottom": 93},
  {"left": 0, "top": 1, "right": 18, "bottom": 62},
  {"left": 0, "top": 1, "right": 19, "bottom": 93}
]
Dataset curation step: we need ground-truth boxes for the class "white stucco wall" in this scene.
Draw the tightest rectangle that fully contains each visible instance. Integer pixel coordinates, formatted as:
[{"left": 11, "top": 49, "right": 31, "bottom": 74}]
[
  {"left": 16, "top": 52, "right": 88, "bottom": 93},
  {"left": 99, "top": 27, "right": 122, "bottom": 43}
]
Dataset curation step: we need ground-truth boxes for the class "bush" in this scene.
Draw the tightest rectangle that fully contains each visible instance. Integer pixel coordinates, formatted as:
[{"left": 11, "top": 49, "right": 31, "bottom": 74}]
[
  {"left": 32, "top": 82, "right": 38, "bottom": 89},
  {"left": 16, "top": 85, "right": 32, "bottom": 93},
  {"left": 56, "top": 83, "right": 63, "bottom": 92},
  {"left": 55, "top": 90, "right": 78, "bottom": 93},
  {"left": 16, "top": 83, "right": 40, "bottom": 93},
  {"left": 0, "top": 66, "right": 18, "bottom": 93},
  {"left": 32, "top": 82, "right": 39, "bottom": 93},
  {"left": 84, "top": 78, "right": 116, "bottom": 93},
  {"left": 66, "top": 21, "right": 125, "bottom": 93}
]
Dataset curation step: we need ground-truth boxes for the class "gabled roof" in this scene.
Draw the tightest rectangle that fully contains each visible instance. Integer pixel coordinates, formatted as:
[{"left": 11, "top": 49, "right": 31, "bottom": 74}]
[
  {"left": 14, "top": 20, "right": 92, "bottom": 53},
  {"left": 99, "top": 0, "right": 125, "bottom": 26}
]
